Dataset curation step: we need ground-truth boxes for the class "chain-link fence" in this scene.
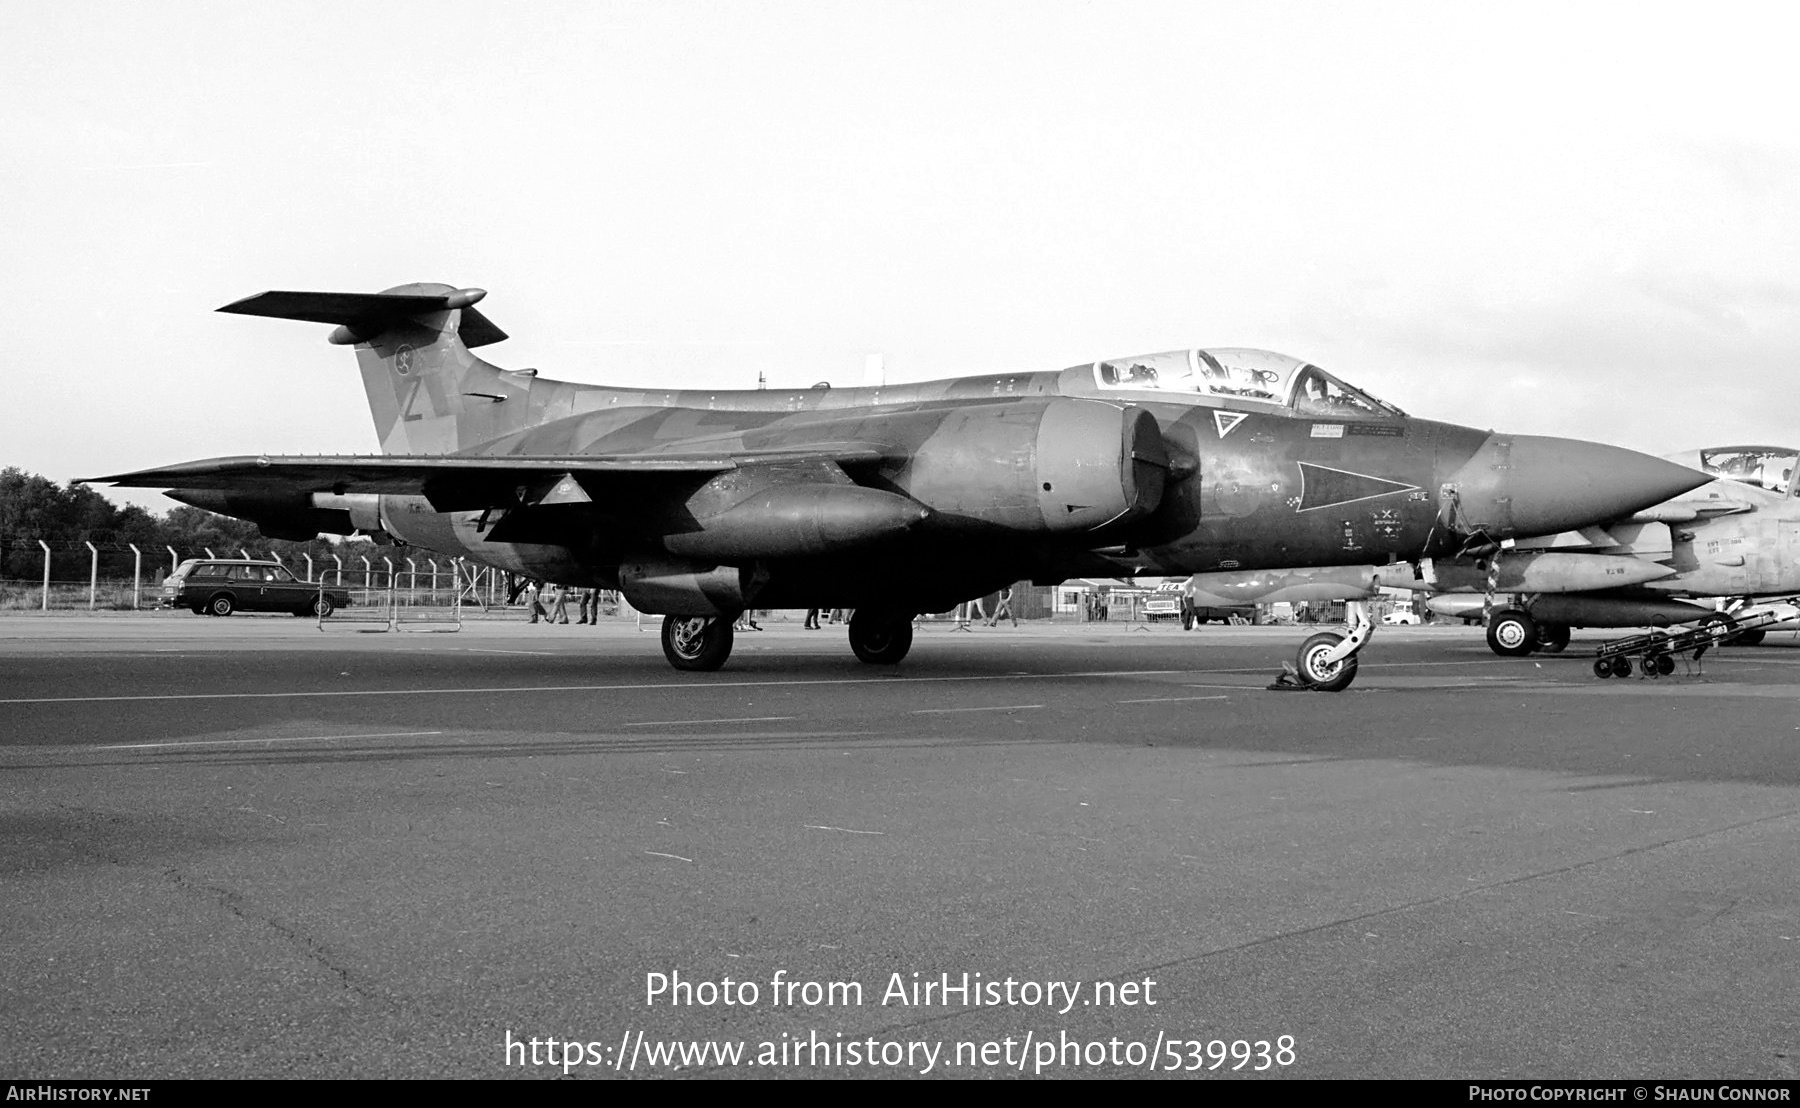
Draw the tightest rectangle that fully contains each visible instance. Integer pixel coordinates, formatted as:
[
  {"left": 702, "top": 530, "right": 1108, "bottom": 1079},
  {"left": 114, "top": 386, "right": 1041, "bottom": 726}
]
[{"left": 0, "top": 540, "right": 513, "bottom": 612}]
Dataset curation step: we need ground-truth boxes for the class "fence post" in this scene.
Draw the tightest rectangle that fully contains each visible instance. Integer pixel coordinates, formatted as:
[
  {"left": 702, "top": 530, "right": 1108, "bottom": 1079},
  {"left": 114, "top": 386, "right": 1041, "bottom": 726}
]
[
  {"left": 167, "top": 546, "right": 179, "bottom": 576},
  {"left": 406, "top": 557, "right": 417, "bottom": 599},
  {"left": 303, "top": 553, "right": 313, "bottom": 582},
  {"left": 332, "top": 554, "right": 343, "bottom": 585},
  {"left": 129, "top": 544, "right": 142, "bottom": 610},
  {"left": 39, "top": 540, "right": 51, "bottom": 611},
  {"left": 383, "top": 557, "right": 394, "bottom": 592},
  {"left": 361, "top": 556, "right": 372, "bottom": 589},
  {"left": 204, "top": 547, "right": 216, "bottom": 559},
  {"left": 86, "top": 541, "right": 99, "bottom": 610},
  {"left": 269, "top": 551, "right": 283, "bottom": 566},
  {"left": 429, "top": 560, "right": 439, "bottom": 602},
  {"left": 239, "top": 548, "right": 251, "bottom": 560}
]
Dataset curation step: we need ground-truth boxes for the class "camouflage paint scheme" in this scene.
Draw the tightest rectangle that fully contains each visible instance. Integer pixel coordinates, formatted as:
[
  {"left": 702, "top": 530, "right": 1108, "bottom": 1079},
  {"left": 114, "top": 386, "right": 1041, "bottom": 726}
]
[{"left": 93, "top": 283, "right": 1709, "bottom": 623}]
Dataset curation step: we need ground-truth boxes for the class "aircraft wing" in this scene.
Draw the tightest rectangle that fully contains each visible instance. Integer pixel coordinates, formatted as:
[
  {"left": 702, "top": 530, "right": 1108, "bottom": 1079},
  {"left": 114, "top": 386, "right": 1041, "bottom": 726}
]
[{"left": 88, "top": 444, "right": 892, "bottom": 512}]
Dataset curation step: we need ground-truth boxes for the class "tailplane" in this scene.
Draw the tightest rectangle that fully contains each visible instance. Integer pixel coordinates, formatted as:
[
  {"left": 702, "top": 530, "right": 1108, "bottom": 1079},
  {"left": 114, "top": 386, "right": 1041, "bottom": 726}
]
[{"left": 218, "top": 283, "right": 529, "bottom": 454}]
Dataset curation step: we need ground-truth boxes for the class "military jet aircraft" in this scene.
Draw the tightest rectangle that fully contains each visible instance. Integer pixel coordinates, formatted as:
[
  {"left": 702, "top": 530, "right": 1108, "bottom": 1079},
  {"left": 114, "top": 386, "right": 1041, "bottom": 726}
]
[
  {"left": 1426, "top": 445, "right": 1800, "bottom": 653},
  {"left": 88, "top": 283, "right": 1710, "bottom": 689}
]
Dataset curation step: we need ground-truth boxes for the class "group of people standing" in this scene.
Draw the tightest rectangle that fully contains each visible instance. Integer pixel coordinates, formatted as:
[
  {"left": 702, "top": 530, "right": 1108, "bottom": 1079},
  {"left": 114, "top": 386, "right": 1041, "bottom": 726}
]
[{"left": 523, "top": 582, "right": 607, "bottom": 625}]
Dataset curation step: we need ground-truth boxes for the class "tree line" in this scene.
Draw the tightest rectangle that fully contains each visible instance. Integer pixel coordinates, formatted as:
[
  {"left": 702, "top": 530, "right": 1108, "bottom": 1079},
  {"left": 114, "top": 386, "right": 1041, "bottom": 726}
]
[{"left": 1, "top": 467, "right": 407, "bottom": 582}]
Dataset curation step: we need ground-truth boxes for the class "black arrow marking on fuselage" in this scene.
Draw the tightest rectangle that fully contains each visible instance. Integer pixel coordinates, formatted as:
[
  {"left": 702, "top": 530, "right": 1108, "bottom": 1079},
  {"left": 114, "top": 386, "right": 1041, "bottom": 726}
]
[{"left": 1295, "top": 463, "right": 1420, "bottom": 513}]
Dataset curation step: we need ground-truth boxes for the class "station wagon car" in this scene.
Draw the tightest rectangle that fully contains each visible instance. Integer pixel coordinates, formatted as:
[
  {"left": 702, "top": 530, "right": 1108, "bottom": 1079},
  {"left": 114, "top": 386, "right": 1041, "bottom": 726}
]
[{"left": 159, "top": 559, "right": 351, "bottom": 617}]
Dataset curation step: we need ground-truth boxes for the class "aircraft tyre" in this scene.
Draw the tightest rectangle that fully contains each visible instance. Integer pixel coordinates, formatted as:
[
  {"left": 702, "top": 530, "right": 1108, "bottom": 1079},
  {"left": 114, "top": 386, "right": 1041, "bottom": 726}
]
[
  {"left": 661, "top": 615, "right": 734, "bottom": 671},
  {"left": 848, "top": 610, "right": 913, "bottom": 665},
  {"left": 1295, "top": 632, "right": 1358, "bottom": 692},
  {"left": 1486, "top": 610, "right": 1536, "bottom": 657},
  {"left": 1592, "top": 657, "right": 1612, "bottom": 679},
  {"left": 1699, "top": 613, "right": 1736, "bottom": 643},
  {"left": 1535, "top": 622, "right": 1571, "bottom": 653},
  {"left": 208, "top": 594, "right": 235, "bottom": 617},
  {"left": 1734, "top": 628, "right": 1767, "bottom": 647}
]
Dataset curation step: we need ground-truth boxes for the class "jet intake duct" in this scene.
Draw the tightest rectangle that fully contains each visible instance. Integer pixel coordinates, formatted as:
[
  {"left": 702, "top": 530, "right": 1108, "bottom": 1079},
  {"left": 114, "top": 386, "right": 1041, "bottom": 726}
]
[
  {"left": 618, "top": 559, "right": 766, "bottom": 616},
  {"left": 661, "top": 483, "right": 931, "bottom": 560},
  {"left": 899, "top": 399, "right": 1167, "bottom": 532},
  {"left": 165, "top": 488, "right": 367, "bottom": 541}
]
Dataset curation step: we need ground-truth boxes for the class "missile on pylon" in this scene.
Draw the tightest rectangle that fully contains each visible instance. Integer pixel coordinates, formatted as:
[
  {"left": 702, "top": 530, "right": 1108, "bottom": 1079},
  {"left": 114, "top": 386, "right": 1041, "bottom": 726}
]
[
  {"left": 1419, "top": 552, "right": 1676, "bottom": 594},
  {"left": 1183, "top": 563, "right": 1424, "bottom": 607},
  {"left": 1427, "top": 593, "right": 1713, "bottom": 628}
]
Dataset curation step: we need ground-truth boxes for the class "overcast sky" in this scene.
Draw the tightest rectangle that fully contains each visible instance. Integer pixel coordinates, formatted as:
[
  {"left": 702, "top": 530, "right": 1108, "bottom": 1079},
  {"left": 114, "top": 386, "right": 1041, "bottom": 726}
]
[{"left": 4, "top": 1, "right": 1796, "bottom": 511}]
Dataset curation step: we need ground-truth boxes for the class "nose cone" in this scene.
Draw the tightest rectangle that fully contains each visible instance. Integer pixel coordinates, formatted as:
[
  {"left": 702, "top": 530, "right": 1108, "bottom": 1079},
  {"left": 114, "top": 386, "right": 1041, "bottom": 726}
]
[{"left": 1446, "top": 434, "right": 1710, "bottom": 538}]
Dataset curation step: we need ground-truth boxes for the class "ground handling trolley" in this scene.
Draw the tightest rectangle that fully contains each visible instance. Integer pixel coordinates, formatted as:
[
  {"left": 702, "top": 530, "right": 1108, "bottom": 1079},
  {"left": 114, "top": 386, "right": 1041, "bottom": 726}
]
[{"left": 1591, "top": 601, "right": 1798, "bottom": 679}]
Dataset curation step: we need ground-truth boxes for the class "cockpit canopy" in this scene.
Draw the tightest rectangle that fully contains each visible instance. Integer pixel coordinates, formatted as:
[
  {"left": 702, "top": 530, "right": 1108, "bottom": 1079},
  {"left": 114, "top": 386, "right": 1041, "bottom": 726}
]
[
  {"left": 1694, "top": 446, "right": 1797, "bottom": 497},
  {"left": 1088, "top": 348, "right": 1405, "bottom": 419}
]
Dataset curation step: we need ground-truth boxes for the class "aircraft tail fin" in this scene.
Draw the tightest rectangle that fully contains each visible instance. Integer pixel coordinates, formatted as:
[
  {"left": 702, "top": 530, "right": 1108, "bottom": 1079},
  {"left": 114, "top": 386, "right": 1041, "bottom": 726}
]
[{"left": 218, "top": 283, "right": 526, "bottom": 455}]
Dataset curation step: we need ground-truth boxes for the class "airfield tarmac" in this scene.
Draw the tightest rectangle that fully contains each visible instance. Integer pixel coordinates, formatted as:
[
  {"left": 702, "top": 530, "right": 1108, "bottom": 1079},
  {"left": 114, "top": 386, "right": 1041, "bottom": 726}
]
[{"left": 1, "top": 613, "right": 1796, "bottom": 1080}]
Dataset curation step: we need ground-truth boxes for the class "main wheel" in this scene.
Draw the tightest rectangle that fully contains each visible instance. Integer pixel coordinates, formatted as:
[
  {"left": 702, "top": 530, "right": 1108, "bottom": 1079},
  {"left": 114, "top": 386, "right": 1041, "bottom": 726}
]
[
  {"left": 660, "top": 615, "right": 734, "bottom": 671},
  {"left": 311, "top": 595, "right": 336, "bottom": 618},
  {"left": 1486, "top": 609, "right": 1537, "bottom": 657},
  {"left": 1535, "top": 622, "right": 1571, "bottom": 654},
  {"left": 207, "top": 594, "right": 235, "bottom": 617},
  {"left": 1733, "top": 628, "right": 1767, "bottom": 647},
  {"left": 848, "top": 610, "right": 914, "bottom": 665},
  {"left": 1295, "top": 631, "right": 1358, "bottom": 692}
]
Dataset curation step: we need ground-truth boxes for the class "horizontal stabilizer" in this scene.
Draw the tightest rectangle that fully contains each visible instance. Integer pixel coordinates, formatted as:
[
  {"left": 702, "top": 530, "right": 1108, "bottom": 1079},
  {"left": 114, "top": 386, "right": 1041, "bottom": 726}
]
[{"left": 218, "top": 289, "right": 508, "bottom": 348}]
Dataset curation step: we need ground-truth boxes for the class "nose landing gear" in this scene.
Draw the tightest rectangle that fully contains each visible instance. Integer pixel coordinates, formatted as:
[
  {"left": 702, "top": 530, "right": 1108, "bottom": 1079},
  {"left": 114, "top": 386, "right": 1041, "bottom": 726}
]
[{"left": 1269, "top": 601, "right": 1373, "bottom": 692}]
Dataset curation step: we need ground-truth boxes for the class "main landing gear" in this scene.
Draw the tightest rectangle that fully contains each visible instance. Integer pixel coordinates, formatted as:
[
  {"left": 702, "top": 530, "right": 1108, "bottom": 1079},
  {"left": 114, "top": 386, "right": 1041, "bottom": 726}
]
[
  {"left": 1485, "top": 608, "right": 1570, "bottom": 657},
  {"left": 847, "top": 609, "right": 913, "bottom": 665},
  {"left": 661, "top": 615, "right": 734, "bottom": 671},
  {"left": 1269, "top": 601, "right": 1373, "bottom": 692},
  {"left": 659, "top": 609, "right": 917, "bottom": 672}
]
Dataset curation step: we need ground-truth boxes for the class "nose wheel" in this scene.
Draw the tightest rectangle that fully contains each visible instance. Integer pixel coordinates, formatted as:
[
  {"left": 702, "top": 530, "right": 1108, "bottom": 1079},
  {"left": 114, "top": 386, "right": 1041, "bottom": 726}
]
[{"left": 1270, "top": 601, "right": 1372, "bottom": 692}]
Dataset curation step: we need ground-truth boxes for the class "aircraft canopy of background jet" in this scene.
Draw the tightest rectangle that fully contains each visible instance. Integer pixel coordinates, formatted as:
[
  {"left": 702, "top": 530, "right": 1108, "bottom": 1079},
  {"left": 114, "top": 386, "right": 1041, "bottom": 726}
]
[{"left": 1665, "top": 446, "right": 1797, "bottom": 498}]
